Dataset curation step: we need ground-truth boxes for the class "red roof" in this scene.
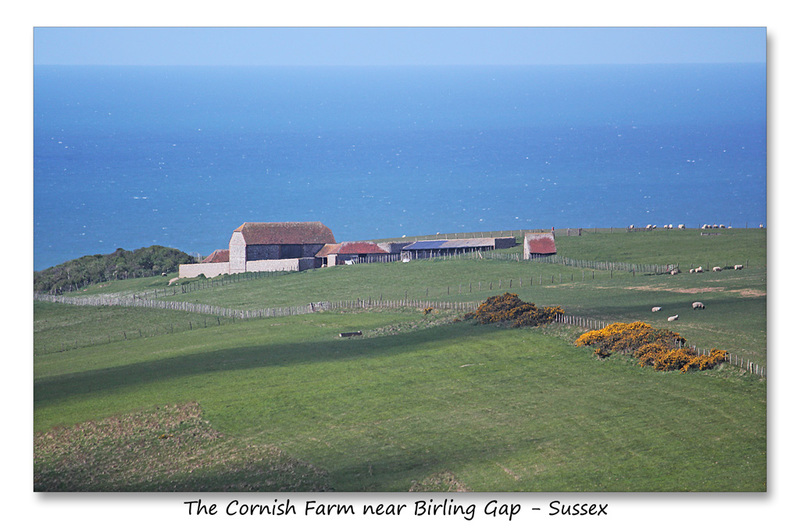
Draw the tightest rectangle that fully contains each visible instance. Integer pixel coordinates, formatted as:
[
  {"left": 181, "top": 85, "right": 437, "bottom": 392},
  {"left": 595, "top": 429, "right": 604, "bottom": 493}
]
[
  {"left": 233, "top": 222, "right": 336, "bottom": 245},
  {"left": 202, "top": 249, "right": 229, "bottom": 263},
  {"left": 525, "top": 233, "right": 557, "bottom": 254},
  {"left": 316, "top": 241, "right": 388, "bottom": 257}
]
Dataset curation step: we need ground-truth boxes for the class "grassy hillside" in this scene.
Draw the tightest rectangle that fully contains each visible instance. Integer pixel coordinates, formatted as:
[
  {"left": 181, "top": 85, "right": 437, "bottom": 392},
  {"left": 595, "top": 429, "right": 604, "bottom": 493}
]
[
  {"left": 33, "top": 228, "right": 767, "bottom": 492},
  {"left": 34, "top": 310, "right": 765, "bottom": 492}
]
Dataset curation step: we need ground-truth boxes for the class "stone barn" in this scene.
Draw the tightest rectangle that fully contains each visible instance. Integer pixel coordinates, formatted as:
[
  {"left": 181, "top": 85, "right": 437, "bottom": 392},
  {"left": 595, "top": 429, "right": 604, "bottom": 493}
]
[
  {"left": 523, "top": 232, "right": 557, "bottom": 259},
  {"left": 229, "top": 221, "right": 335, "bottom": 273},
  {"left": 179, "top": 221, "right": 336, "bottom": 278}
]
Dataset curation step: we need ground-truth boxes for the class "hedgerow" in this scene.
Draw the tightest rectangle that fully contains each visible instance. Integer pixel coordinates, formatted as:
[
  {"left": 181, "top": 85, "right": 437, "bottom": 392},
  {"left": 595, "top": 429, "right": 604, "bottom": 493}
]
[
  {"left": 575, "top": 321, "right": 727, "bottom": 373},
  {"left": 463, "top": 292, "right": 564, "bottom": 328}
]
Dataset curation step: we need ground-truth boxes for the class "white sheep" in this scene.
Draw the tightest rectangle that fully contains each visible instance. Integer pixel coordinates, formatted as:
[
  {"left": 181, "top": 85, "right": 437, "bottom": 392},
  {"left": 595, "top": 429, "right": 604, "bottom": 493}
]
[
  {"left": 667, "top": 314, "right": 679, "bottom": 322},
  {"left": 652, "top": 306, "right": 662, "bottom": 312},
  {"left": 713, "top": 266, "right": 722, "bottom": 272},
  {"left": 695, "top": 266, "right": 703, "bottom": 273},
  {"left": 734, "top": 264, "right": 743, "bottom": 270},
  {"left": 678, "top": 224, "right": 685, "bottom": 230},
  {"left": 692, "top": 301, "right": 705, "bottom": 310},
  {"left": 670, "top": 269, "right": 680, "bottom": 275}
]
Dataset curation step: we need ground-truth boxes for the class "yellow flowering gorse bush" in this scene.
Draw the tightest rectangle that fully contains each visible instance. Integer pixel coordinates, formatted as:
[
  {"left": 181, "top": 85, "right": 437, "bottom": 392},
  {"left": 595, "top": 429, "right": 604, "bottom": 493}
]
[{"left": 575, "top": 321, "right": 727, "bottom": 373}]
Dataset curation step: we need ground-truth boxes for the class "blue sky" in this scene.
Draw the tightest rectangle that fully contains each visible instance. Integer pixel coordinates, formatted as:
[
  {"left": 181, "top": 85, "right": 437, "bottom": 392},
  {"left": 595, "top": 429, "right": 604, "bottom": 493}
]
[{"left": 33, "top": 27, "right": 766, "bottom": 66}]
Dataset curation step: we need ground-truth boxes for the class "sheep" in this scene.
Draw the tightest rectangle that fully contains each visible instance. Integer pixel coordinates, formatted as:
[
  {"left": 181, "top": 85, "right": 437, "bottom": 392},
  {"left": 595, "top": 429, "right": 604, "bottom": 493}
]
[
  {"left": 667, "top": 314, "right": 679, "bottom": 322},
  {"left": 670, "top": 269, "right": 680, "bottom": 275},
  {"left": 712, "top": 266, "right": 722, "bottom": 272},
  {"left": 652, "top": 306, "right": 662, "bottom": 312},
  {"left": 678, "top": 224, "right": 686, "bottom": 230},
  {"left": 734, "top": 264, "right": 743, "bottom": 270},
  {"left": 695, "top": 266, "right": 703, "bottom": 273},
  {"left": 692, "top": 301, "right": 705, "bottom": 310}
]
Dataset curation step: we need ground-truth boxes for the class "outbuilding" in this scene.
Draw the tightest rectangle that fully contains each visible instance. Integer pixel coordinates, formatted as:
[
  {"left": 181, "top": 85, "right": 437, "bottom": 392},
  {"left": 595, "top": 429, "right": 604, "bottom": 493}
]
[
  {"left": 316, "top": 241, "right": 390, "bottom": 266},
  {"left": 400, "top": 237, "right": 516, "bottom": 259},
  {"left": 523, "top": 232, "right": 557, "bottom": 259}
]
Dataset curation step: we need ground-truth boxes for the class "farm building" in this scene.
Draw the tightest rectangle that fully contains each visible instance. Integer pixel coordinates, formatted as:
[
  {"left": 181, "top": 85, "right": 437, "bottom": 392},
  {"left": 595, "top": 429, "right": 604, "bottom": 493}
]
[
  {"left": 179, "top": 221, "right": 336, "bottom": 278},
  {"left": 315, "top": 241, "right": 391, "bottom": 266},
  {"left": 523, "top": 232, "right": 557, "bottom": 259},
  {"left": 401, "top": 237, "right": 516, "bottom": 259}
]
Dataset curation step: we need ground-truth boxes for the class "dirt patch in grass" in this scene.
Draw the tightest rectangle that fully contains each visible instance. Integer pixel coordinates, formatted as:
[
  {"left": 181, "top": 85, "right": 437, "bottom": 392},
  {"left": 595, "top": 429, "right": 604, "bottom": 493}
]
[
  {"left": 731, "top": 289, "right": 766, "bottom": 297},
  {"left": 623, "top": 285, "right": 765, "bottom": 297},
  {"left": 34, "top": 402, "right": 330, "bottom": 492},
  {"left": 408, "top": 470, "right": 471, "bottom": 492}
]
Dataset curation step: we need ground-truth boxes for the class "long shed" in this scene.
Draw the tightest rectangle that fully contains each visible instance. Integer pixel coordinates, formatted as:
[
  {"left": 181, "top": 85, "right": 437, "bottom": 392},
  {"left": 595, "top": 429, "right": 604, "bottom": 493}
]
[{"left": 401, "top": 237, "right": 515, "bottom": 259}]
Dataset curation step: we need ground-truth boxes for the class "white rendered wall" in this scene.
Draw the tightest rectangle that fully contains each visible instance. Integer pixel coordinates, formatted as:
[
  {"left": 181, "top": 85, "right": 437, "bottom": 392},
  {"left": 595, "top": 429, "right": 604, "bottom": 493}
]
[
  {"left": 229, "top": 232, "right": 247, "bottom": 273},
  {"left": 178, "top": 262, "right": 230, "bottom": 278}
]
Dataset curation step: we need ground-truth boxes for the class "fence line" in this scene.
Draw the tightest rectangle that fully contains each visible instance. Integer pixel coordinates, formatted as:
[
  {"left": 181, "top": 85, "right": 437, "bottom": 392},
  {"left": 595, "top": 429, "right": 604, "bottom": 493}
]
[
  {"left": 526, "top": 254, "right": 674, "bottom": 274},
  {"left": 35, "top": 293, "right": 763, "bottom": 377},
  {"left": 34, "top": 293, "right": 478, "bottom": 320}
]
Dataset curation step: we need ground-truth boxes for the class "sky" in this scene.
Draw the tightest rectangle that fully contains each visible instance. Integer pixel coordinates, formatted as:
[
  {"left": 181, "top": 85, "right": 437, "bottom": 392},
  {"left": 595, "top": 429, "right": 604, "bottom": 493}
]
[{"left": 33, "top": 27, "right": 766, "bottom": 67}]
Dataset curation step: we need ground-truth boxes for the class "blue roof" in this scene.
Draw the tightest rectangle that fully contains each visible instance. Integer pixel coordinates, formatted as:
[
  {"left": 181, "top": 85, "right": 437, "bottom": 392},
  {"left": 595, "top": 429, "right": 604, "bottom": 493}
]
[{"left": 403, "top": 238, "right": 497, "bottom": 250}]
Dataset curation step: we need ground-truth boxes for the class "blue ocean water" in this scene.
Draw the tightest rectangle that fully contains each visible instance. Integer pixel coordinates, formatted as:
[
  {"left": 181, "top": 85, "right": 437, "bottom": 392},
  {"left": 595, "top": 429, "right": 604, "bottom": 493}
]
[{"left": 33, "top": 64, "right": 766, "bottom": 270}]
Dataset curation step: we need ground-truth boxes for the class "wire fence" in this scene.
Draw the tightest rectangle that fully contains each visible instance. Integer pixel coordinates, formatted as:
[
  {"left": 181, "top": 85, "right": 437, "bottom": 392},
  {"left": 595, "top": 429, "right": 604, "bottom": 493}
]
[{"left": 35, "top": 293, "right": 763, "bottom": 378}]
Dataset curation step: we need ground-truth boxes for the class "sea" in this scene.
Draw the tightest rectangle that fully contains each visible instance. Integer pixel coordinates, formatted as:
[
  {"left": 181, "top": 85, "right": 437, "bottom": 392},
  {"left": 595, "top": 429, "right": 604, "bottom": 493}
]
[{"left": 33, "top": 64, "right": 767, "bottom": 271}]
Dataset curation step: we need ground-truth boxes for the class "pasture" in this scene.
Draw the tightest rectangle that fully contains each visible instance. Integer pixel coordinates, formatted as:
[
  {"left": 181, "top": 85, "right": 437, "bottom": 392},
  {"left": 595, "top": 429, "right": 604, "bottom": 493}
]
[{"left": 33, "top": 228, "right": 767, "bottom": 491}]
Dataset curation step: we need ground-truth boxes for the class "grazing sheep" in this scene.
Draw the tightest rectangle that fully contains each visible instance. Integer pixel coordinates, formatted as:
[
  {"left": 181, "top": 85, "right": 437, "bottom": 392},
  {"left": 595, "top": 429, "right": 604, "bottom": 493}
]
[
  {"left": 652, "top": 306, "right": 662, "bottom": 312},
  {"left": 692, "top": 301, "right": 705, "bottom": 310},
  {"left": 734, "top": 264, "right": 743, "bottom": 270},
  {"left": 713, "top": 266, "right": 722, "bottom": 272},
  {"left": 678, "top": 224, "right": 686, "bottom": 230},
  {"left": 667, "top": 314, "right": 679, "bottom": 322},
  {"left": 695, "top": 266, "right": 703, "bottom": 273},
  {"left": 670, "top": 269, "right": 680, "bottom": 275}
]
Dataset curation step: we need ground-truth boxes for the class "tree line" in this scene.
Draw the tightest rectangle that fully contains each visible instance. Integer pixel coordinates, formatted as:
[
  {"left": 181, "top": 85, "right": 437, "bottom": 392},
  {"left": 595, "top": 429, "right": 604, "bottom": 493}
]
[{"left": 34, "top": 245, "right": 196, "bottom": 294}]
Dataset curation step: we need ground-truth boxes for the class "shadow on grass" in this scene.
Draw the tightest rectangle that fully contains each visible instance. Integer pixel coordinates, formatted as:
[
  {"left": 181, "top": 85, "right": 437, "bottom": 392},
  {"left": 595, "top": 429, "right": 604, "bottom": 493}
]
[{"left": 34, "top": 321, "right": 503, "bottom": 407}]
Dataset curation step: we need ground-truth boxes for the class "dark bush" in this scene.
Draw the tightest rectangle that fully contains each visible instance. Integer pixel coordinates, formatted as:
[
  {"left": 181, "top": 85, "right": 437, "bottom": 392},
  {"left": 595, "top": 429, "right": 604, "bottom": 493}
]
[{"left": 463, "top": 293, "right": 564, "bottom": 328}]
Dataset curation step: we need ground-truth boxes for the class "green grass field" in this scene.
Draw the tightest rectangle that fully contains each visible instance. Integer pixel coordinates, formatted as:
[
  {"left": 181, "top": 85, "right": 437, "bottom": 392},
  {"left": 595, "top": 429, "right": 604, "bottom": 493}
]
[{"left": 33, "top": 228, "right": 767, "bottom": 492}]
